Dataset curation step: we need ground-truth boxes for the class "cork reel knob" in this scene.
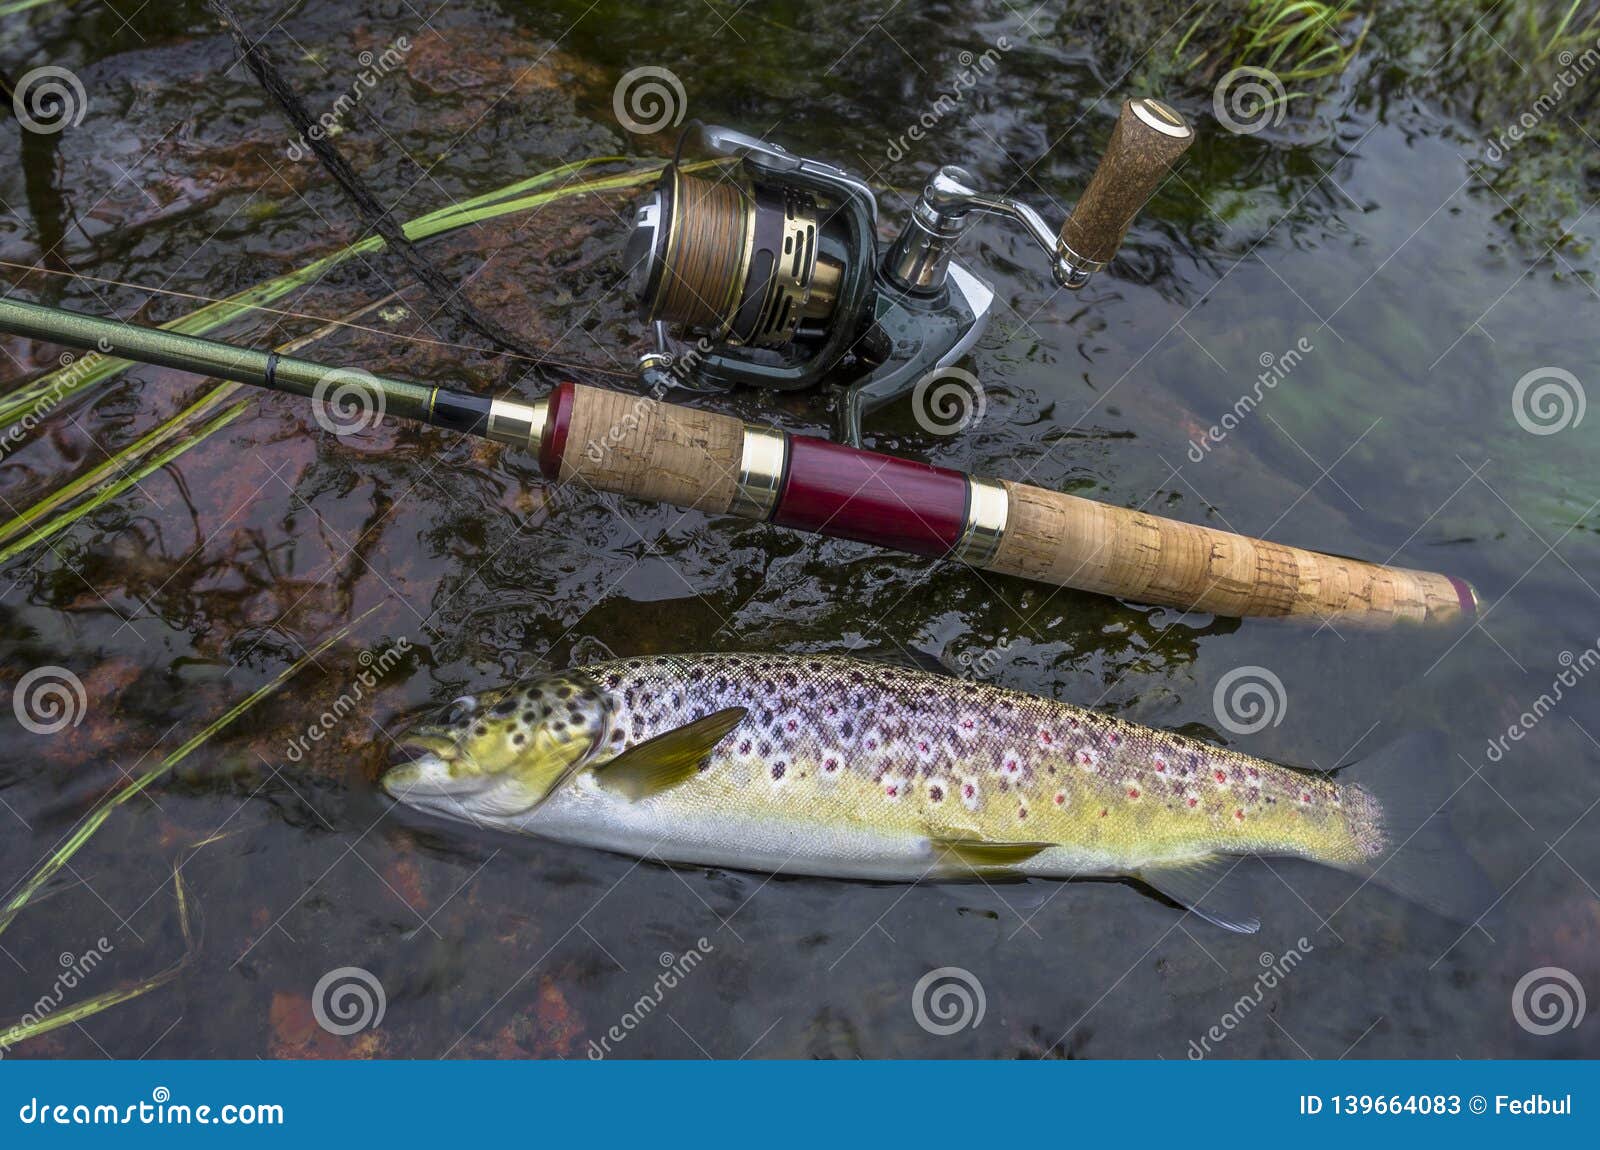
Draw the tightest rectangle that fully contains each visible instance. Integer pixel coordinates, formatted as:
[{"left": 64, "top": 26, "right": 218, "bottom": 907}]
[{"left": 1057, "top": 98, "right": 1194, "bottom": 282}]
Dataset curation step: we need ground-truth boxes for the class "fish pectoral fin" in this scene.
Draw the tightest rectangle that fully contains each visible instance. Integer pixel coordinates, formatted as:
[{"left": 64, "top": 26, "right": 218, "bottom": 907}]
[
  {"left": 594, "top": 706, "right": 747, "bottom": 801},
  {"left": 1139, "top": 857, "right": 1261, "bottom": 934},
  {"left": 929, "top": 836, "right": 1052, "bottom": 877}
]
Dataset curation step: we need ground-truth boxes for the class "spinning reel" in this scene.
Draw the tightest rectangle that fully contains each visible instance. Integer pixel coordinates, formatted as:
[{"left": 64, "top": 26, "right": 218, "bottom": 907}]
[{"left": 624, "top": 98, "right": 1194, "bottom": 444}]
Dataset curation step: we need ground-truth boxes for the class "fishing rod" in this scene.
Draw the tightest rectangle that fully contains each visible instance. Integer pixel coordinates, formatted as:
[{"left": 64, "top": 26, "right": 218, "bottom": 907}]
[{"left": 0, "top": 294, "right": 1474, "bottom": 628}]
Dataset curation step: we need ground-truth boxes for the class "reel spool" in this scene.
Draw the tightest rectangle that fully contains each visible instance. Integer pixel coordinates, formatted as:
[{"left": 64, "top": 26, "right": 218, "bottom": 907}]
[{"left": 627, "top": 168, "right": 844, "bottom": 349}]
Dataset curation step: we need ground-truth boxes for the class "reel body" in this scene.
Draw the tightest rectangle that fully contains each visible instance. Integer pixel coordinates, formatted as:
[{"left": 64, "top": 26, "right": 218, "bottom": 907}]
[{"left": 625, "top": 104, "right": 1191, "bottom": 444}]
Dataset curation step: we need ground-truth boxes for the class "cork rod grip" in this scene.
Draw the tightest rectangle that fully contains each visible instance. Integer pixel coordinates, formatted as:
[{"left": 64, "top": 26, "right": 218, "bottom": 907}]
[
  {"left": 553, "top": 383, "right": 744, "bottom": 513},
  {"left": 983, "top": 481, "right": 1474, "bottom": 625},
  {"left": 1059, "top": 98, "right": 1195, "bottom": 266}
]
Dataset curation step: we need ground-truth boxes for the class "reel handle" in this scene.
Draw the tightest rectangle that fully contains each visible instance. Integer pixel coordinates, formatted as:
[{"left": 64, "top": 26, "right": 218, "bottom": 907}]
[{"left": 1058, "top": 98, "right": 1194, "bottom": 277}]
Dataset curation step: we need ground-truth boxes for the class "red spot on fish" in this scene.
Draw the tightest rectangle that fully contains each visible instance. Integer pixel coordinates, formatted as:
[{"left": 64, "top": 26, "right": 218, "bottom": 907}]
[
  {"left": 1301, "top": 792, "right": 1311, "bottom": 804},
  {"left": 1235, "top": 809, "right": 1245, "bottom": 821},
  {"left": 1099, "top": 808, "right": 1108, "bottom": 818},
  {"left": 1187, "top": 797, "right": 1199, "bottom": 808},
  {"left": 963, "top": 783, "right": 975, "bottom": 799},
  {"left": 884, "top": 783, "right": 899, "bottom": 797},
  {"left": 1127, "top": 787, "right": 1140, "bottom": 799},
  {"left": 1153, "top": 756, "right": 1167, "bottom": 773},
  {"left": 1214, "top": 769, "right": 1227, "bottom": 783},
  {"left": 1039, "top": 729, "right": 1054, "bottom": 746},
  {"left": 1053, "top": 793, "right": 1066, "bottom": 806}
]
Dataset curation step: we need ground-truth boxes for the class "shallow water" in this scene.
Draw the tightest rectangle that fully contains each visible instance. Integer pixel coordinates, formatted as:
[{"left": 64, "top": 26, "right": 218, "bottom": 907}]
[{"left": 1, "top": 1, "right": 1597, "bottom": 1059}]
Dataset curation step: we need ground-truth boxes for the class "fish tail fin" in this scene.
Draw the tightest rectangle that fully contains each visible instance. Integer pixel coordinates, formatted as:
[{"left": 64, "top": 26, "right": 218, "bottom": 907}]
[{"left": 1334, "top": 732, "right": 1496, "bottom": 927}]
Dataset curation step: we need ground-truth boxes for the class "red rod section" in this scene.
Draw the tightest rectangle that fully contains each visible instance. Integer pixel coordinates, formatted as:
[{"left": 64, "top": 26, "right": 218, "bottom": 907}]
[{"left": 771, "top": 434, "right": 967, "bottom": 558}]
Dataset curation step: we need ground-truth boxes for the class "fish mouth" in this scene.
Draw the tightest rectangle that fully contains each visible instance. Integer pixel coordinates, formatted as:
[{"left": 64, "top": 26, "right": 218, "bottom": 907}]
[{"left": 381, "top": 733, "right": 487, "bottom": 801}]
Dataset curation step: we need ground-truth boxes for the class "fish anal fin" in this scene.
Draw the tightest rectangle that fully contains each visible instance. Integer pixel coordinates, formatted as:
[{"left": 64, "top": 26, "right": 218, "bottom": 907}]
[
  {"left": 931, "top": 836, "right": 1052, "bottom": 877},
  {"left": 595, "top": 706, "right": 747, "bottom": 801},
  {"left": 1140, "top": 857, "right": 1261, "bottom": 934}
]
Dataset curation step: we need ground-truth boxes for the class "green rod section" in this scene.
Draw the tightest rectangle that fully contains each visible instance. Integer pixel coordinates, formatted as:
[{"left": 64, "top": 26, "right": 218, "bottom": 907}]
[{"left": 0, "top": 297, "right": 444, "bottom": 426}]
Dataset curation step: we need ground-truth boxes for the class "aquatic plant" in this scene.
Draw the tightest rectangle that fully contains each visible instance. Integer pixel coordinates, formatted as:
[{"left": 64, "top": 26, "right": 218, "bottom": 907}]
[{"left": 1181, "top": 1, "right": 1371, "bottom": 82}]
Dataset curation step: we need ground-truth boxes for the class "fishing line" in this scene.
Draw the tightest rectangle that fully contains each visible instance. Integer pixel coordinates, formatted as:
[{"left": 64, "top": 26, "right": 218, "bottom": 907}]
[{"left": 0, "top": 258, "right": 630, "bottom": 379}]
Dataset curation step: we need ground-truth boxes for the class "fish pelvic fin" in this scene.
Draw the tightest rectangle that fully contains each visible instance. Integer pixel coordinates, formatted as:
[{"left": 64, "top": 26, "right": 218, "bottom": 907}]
[
  {"left": 929, "top": 836, "right": 1052, "bottom": 878},
  {"left": 1335, "top": 731, "right": 1496, "bottom": 927},
  {"left": 1139, "top": 857, "right": 1262, "bottom": 934},
  {"left": 594, "top": 706, "right": 747, "bottom": 801}
]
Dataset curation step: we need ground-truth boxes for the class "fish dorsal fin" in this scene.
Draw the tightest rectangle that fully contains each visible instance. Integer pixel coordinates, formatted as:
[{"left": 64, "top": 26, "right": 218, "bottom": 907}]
[
  {"left": 1139, "top": 857, "right": 1261, "bottom": 934},
  {"left": 594, "top": 707, "right": 747, "bottom": 801},
  {"left": 930, "top": 836, "right": 1052, "bottom": 877}
]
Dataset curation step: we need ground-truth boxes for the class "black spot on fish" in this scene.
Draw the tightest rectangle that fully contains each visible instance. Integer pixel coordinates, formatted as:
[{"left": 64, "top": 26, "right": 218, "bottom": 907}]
[
  {"left": 492, "top": 698, "right": 518, "bottom": 716},
  {"left": 556, "top": 686, "right": 573, "bottom": 700},
  {"left": 771, "top": 763, "right": 786, "bottom": 781},
  {"left": 512, "top": 733, "right": 526, "bottom": 746},
  {"left": 759, "top": 741, "right": 771, "bottom": 756},
  {"left": 928, "top": 784, "right": 944, "bottom": 802}
]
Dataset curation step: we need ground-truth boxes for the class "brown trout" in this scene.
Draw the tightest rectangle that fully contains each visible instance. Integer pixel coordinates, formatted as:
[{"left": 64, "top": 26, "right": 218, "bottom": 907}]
[{"left": 382, "top": 653, "right": 1481, "bottom": 932}]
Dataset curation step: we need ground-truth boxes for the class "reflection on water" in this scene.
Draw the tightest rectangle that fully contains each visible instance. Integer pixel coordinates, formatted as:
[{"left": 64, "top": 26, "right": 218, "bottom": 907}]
[{"left": 0, "top": 0, "right": 1596, "bottom": 1059}]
